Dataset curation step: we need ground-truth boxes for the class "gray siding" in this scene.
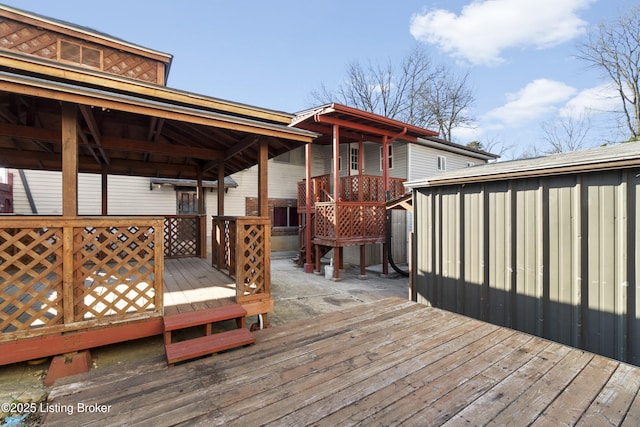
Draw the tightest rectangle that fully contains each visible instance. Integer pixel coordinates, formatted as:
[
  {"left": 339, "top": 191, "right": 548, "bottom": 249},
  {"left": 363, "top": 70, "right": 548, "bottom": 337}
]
[{"left": 413, "top": 169, "right": 640, "bottom": 365}]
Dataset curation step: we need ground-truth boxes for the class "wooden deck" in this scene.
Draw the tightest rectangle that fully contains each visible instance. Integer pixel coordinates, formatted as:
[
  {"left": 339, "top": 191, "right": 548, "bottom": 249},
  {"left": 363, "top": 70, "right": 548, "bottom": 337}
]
[
  {"left": 43, "top": 297, "right": 640, "bottom": 426},
  {"left": 163, "top": 257, "right": 236, "bottom": 316}
]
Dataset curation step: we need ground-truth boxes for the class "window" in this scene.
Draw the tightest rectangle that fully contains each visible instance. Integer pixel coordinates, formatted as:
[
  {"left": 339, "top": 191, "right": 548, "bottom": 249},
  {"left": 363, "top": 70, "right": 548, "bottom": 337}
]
[
  {"left": 380, "top": 145, "right": 394, "bottom": 170},
  {"left": 350, "top": 147, "right": 359, "bottom": 171},
  {"left": 177, "top": 190, "right": 199, "bottom": 214},
  {"left": 273, "top": 206, "right": 299, "bottom": 227},
  {"left": 59, "top": 40, "right": 103, "bottom": 69},
  {"left": 331, "top": 156, "right": 343, "bottom": 172},
  {"left": 437, "top": 155, "right": 447, "bottom": 171}
]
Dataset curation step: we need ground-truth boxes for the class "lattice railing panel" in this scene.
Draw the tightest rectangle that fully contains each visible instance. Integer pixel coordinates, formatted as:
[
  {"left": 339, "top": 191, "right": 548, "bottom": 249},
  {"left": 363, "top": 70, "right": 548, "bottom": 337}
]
[
  {"left": 0, "top": 227, "right": 63, "bottom": 333},
  {"left": 236, "top": 221, "right": 269, "bottom": 302},
  {"left": 164, "top": 216, "right": 200, "bottom": 258},
  {"left": 314, "top": 203, "right": 336, "bottom": 239},
  {"left": 212, "top": 217, "right": 271, "bottom": 304},
  {"left": 314, "top": 202, "right": 386, "bottom": 242},
  {"left": 74, "top": 225, "right": 157, "bottom": 321}
]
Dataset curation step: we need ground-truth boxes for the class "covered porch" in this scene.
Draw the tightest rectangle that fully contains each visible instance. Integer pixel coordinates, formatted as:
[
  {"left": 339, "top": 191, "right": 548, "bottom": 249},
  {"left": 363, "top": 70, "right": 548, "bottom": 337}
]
[
  {"left": 292, "top": 104, "right": 437, "bottom": 279},
  {"left": 0, "top": 53, "right": 316, "bottom": 365}
]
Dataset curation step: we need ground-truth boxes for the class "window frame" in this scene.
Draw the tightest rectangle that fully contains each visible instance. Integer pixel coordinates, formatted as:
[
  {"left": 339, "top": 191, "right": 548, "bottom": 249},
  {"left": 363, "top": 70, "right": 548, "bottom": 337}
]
[
  {"left": 58, "top": 39, "right": 103, "bottom": 70},
  {"left": 437, "top": 155, "right": 447, "bottom": 171}
]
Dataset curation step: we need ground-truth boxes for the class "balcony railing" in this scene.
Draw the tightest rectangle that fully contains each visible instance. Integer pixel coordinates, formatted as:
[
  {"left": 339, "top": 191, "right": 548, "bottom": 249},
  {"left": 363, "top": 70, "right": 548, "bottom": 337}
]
[
  {"left": 0, "top": 216, "right": 164, "bottom": 342},
  {"left": 298, "top": 174, "right": 405, "bottom": 209},
  {"left": 313, "top": 201, "right": 386, "bottom": 246}
]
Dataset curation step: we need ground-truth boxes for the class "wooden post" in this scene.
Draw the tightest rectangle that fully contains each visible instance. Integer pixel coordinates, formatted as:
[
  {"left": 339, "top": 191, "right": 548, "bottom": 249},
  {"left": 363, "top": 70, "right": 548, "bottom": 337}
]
[
  {"left": 333, "top": 125, "right": 340, "bottom": 202},
  {"left": 381, "top": 136, "right": 389, "bottom": 276},
  {"left": 358, "top": 137, "right": 364, "bottom": 202},
  {"left": 359, "top": 244, "right": 367, "bottom": 279},
  {"left": 61, "top": 103, "right": 78, "bottom": 217},
  {"left": 217, "top": 160, "right": 225, "bottom": 217},
  {"left": 258, "top": 139, "right": 269, "bottom": 217},
  {"left": 197, "top": 166, "right": 206, "bottom": 259},
  {"left": 304, "top": 143, "right": 313, "bottom": 273}
]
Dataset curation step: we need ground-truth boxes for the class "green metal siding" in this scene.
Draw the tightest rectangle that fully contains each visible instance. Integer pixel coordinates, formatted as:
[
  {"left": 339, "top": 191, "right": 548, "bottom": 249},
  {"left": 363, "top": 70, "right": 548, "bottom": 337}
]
[{"left": 412, "top": 169, "right": 640, "bottom": 365}]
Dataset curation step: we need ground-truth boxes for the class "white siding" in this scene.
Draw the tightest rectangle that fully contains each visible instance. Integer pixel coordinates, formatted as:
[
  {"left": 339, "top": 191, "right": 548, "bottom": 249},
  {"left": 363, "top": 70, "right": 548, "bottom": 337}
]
[{"left": 407, "top": 144, "right": 484, "bottom": 182}]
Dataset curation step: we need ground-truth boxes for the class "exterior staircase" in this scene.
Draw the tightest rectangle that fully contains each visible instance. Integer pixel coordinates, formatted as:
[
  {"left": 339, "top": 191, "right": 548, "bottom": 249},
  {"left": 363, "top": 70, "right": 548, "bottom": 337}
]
[{"left": 163, "top": 304, "right": 255, "bottom": 366}]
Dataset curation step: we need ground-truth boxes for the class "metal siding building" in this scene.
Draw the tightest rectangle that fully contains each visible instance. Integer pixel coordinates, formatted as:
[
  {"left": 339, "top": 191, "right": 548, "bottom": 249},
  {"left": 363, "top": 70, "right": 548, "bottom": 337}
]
[{"left": 407, "top": 143, "right": 640, "bottom": 364}]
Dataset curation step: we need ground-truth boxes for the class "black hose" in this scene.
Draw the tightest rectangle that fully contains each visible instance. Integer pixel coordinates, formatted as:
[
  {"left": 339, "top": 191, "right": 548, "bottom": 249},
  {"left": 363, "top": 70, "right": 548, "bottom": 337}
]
[{"left": 386, "top": 210, "right": 409, "bottom": 277}]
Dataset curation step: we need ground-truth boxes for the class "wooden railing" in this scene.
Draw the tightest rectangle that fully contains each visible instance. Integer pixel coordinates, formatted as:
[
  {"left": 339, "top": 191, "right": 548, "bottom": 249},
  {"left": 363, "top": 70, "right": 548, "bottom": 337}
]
[
  {"left": 298, "top": 175, "right": 405, "bottom": 208},
  {"left": 212, "top": 216, "right": 271, "bottom": 305},
  {"left": 164, "top": 215, "right": 206, "bottom": 258},
  {"left": 314, "top": 201, "right": 386, "bottom": 246},
  {"left": 297, "top": 174, "right": 331, "bottom": 209},
  {"left": 0, "top": 216, "right": 164, "bottom": 342}
]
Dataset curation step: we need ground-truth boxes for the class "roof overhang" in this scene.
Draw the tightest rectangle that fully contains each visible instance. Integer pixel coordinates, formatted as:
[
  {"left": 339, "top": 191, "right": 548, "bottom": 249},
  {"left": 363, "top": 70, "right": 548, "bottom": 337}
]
[
  {"left": 291, "top": 103, "right": 438, "bottom": 144},
  {"left": 0, "top": 57, "right": 318, "bottom": 181},
  {"left": 149, "top": 176, "right": 238, "bottom": 190},
  {"left": 405, "top": 143, "right": 640, "bottom": 189}
]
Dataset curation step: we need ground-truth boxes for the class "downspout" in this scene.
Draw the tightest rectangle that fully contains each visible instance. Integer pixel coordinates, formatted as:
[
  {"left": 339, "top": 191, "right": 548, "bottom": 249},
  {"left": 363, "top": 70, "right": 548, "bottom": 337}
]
[
  {"left": 386, "top": 209, "right": 409, "bottom": 277},
  {"left": 18, "top": 169, "right": 37, "bottom": 214},
  {"left": 385, "top": 126, "right": 409, "bottom": 276}
]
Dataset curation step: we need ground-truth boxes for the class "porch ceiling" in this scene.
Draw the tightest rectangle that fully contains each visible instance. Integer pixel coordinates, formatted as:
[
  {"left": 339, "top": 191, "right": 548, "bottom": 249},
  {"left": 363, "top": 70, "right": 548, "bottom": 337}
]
[
  {"left": 290, "top": 103, "right": 438, "bottom": 145},
  {"left": 0, "top": 54, "right": 317, "bottom": 181}
]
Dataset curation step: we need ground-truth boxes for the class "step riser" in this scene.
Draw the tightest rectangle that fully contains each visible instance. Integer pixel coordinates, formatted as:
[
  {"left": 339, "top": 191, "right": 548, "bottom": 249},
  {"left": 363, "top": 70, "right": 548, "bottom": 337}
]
[{"left": 162, "top": 304, "right": 254, "bottom": 366}]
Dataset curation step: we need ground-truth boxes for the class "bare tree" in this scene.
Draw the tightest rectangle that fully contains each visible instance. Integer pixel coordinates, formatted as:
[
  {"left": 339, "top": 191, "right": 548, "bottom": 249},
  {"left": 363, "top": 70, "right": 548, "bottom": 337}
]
[
  {"left": 420, "top": 66, "right": 475, "bottom": 142},
  {"left": 540, "top": 106, "right": 592, "bottom": 153},
  {"left": 310, "top": 48, "right": 475, "bottom": 141},
  {"left": 577, "top": 5, "right": 640, "bottom": 141}
]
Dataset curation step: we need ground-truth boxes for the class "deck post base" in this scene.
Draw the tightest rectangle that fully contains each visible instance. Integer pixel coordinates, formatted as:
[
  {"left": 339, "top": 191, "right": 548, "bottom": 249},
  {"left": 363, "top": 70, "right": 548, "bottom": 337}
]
[
  {"left": 44, "top": 350, "right": 92, "bottom": 386},
  {"left": 358, "top": 275, "right": 368, "bottom": 280},
  {"left": 303, "top": 263, "right": 314, "bottom": 273}
]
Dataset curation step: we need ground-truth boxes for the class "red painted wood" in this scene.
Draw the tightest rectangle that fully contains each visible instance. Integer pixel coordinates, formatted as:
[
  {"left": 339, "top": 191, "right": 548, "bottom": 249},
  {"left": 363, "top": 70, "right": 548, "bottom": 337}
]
[
  {"left": 162, "top": 304, "right": 247, "bottom": 332},
  {"left": 0, "top": 318, "right": 163, "bottom": 366},
  {"left": 165, "top": 328, "right": 255, "bottom": 365}
]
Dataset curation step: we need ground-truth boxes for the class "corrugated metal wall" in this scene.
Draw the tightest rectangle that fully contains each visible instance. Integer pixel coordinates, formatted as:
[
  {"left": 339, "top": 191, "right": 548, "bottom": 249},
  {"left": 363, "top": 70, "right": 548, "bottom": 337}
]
[{"left": 412, "top": 169, "right": 640, "bottom": 364}]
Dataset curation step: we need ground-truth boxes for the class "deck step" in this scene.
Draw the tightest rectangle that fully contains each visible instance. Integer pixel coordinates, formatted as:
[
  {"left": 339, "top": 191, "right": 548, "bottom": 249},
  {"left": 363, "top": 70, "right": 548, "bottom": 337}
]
[
  {"left": 163, "top": 304, "right": 247, "bottom": 332},
  {"left": 165, "top": 328, "right": 255, "bottom": 366},
  {"left": 163, "top": 304, "right": 254, "bottom": 366}
]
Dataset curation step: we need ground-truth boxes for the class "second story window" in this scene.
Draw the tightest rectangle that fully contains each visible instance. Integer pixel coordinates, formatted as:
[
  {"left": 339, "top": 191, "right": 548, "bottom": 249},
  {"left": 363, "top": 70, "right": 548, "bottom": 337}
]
[
  {"left": 437, "top": 155, "right": 447, "bottom": 171},
  {"left": 59, "top": 40, "right": 103, "bottom": 69},
  {"left": 380, "top": 145, "right": 394, "bottom": 170}
]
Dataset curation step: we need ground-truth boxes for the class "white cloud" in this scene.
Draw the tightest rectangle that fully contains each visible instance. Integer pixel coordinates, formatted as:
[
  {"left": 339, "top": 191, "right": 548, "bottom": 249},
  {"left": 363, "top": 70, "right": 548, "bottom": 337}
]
[
  {"left": 561, "top": 82, "right": 620, "bottom": 117},
  {"left": 483, "top": 79, "right": 577, "bottom": 126},
  {"left": 409, "top": 0, "right": 593, "bottom": 65}
]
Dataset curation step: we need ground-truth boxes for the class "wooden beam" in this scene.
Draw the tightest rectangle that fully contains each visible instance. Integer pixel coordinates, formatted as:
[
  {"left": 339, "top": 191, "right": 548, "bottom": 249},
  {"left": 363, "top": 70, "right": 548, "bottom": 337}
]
[
  {"left": 100, "top": 136, "right": 223, "bottom": 160},
  {"left": 79, "top": 105, "right": 110, "bottom": 166},
  {"left": 315, "top": 115, "right": 417, "bottom": 142},
  {"left": 217, "top": 159, "right": 225, "bottom": 217},
  {"left": 225, "top": 135, "right": 259, "bottom": 161},
  {"left": 0, "top": 79, "right": 312, "bottom": 142},
  {"left": 305, "top": 142, "right": 313, "bottom": 271},
  {"left": 61, "top": 103, "right": 78, "bottom": 217}
]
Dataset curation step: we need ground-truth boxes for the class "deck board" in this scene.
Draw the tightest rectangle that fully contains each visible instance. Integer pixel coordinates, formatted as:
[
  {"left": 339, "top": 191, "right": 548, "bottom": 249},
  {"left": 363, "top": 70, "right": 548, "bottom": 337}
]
[
  {"left": 163, "top": 257, "right": 236, "bottom": 315},
  {"left": 43, "top": 298, "right": 640, "bottom": 426}
]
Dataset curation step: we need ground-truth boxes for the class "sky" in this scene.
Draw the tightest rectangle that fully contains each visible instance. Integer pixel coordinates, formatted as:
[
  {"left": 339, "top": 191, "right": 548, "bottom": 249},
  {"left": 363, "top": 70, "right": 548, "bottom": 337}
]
[{"left": 2, "top": 0, "right": 637, "bottom": 158}]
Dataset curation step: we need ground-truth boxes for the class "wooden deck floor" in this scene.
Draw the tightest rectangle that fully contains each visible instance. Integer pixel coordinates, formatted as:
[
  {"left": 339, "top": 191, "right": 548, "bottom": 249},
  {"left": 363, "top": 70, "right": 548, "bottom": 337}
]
[
  {"left": 44, "top": 298, "right": 640, "bottom": 426},
  {"left": 163, "top": 257, "right": 236, "bottom": 316}
]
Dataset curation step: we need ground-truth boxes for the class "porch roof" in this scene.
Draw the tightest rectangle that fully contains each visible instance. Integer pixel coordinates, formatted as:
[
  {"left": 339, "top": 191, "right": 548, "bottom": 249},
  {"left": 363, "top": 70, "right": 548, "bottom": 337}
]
[
  {"left": 0, "top": 52, "right": 318, "bottom": 181},
  {"left": 291, "top": 103, "right": 438, "bottom": 145}
]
